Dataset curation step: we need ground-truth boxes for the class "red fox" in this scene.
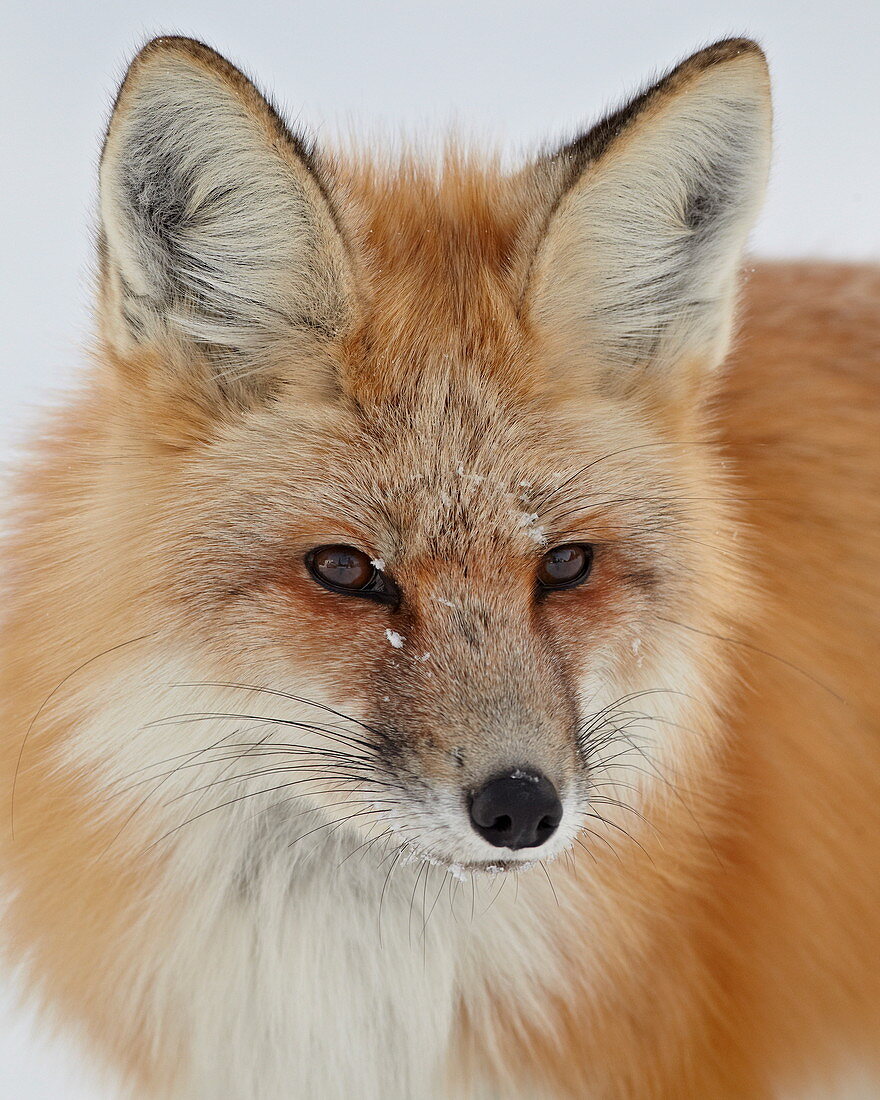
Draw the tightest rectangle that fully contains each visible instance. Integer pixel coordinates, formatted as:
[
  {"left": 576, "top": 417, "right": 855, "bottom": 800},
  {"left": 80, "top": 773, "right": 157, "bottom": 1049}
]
[{"left": 2, "top": 34, "right": 879, "bottom": 1098}]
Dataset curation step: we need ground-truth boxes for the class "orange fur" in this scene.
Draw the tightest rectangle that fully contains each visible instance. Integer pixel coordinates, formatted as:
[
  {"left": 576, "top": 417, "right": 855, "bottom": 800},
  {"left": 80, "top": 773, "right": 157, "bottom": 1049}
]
[{"left": 2, "top": 36, "right": 879, "bottom": 1099}]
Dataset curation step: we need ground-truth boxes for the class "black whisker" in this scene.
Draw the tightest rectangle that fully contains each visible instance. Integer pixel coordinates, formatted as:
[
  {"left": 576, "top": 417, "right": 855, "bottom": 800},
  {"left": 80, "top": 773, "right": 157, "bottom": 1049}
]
[
  {"left": 585, "top": 810, "right": 655, "bottom": 864},
  {"left": 12, "top": 631, "right": 157, "bottom": 839},
  {"left": 658, "top": 616, "right": 848, "bottom": 705},
  {"left": 170, "top": 681, "right": 393, "bottom": 742}
]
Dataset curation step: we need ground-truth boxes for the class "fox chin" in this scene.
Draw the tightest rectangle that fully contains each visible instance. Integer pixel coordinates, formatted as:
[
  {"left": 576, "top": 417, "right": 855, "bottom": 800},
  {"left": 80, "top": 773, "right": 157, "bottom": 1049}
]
[{"left": 2, "top": 33, "right": 879, "bottom": 1100}]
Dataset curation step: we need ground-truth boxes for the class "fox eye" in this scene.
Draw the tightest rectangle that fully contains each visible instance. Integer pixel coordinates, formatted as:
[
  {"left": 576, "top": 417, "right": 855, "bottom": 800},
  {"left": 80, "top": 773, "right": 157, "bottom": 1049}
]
[
  {"left": 537, "top": 543, "right": 594, "bottom": 591},
  {"left": 306, "top": 545, "right": 400, "bottom": 605}
]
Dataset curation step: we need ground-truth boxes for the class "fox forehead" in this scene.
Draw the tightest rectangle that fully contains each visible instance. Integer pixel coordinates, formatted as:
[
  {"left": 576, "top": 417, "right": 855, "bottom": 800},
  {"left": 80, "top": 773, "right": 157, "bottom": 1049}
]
[{"left": 195, "top": 367, "right": 671, "bottom": 569}]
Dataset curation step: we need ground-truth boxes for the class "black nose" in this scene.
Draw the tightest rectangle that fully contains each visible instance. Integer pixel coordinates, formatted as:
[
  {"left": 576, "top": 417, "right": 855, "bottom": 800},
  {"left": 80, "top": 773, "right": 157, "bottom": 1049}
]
[{"left": 468, "top": 770, "right": 562, "bottom": 850}]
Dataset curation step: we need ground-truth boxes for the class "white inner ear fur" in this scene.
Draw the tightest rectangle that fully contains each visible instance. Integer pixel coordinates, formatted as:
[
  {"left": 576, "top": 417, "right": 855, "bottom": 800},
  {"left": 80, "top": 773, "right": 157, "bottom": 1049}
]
[
  {"left": 99, "top": 49, "right": 352, "bottom": 372},
  {"left": 528, "top": 54, "right": 771, "bottom": 381}
]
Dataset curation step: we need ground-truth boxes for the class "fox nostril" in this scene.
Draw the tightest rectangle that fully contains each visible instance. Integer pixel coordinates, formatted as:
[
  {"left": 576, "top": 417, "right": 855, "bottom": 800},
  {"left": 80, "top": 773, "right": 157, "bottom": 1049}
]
[{"left": 468, "top": 771, "right": 562, "bottom": 851}]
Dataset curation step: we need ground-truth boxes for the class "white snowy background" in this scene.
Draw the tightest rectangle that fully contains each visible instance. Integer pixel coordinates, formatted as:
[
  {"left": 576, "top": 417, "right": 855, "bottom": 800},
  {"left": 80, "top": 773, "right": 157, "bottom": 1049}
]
[{"left": 1, "top": 0, "right": 878, "bottom": 1095}]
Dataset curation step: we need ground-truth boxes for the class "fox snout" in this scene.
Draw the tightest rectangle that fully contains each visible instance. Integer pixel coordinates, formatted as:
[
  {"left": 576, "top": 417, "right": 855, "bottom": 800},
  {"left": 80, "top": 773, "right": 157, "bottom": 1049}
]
[{"left": 367, "top": 583, "right": 584, "bottom": 864}]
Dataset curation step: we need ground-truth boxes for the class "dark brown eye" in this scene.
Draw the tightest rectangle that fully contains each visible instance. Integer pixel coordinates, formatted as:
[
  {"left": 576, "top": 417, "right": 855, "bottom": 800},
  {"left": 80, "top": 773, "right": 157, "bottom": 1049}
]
[
  {"left": 306, "top": 545, "right": 400, "bottom": 605},
  {"left": 537, "top": 543, "right": 594, "bottom": 590}
]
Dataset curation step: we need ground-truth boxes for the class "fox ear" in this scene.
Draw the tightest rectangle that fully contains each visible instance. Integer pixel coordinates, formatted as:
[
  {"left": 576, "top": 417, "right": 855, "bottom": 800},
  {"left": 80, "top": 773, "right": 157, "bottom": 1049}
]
[
  {"left": 525, "top": 39, "right": 771, "bottom": 395},
  {"left": 98, "top": 37, "right": 354, "bottom": 403}
]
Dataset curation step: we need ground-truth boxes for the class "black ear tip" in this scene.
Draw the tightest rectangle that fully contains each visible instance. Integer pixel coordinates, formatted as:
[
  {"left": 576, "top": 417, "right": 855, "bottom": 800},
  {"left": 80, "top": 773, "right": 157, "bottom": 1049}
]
[
  {"left": 680, "top": 38, "right": 769, "bottom": 82},
  {"left": 120, "top": 36, "right": 251, "bottom": 108},
  {"left": 134, "top": 35, "right": 228, "bottom": 68},
  {"left": 697, "top": 36, "right": 765, "bottom": 59}
]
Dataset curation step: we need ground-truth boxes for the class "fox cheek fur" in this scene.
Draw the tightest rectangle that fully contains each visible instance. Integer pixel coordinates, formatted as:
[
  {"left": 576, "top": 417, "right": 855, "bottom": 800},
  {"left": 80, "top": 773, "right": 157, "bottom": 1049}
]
[{"left": 4, "top": 32, "right": 880, "bottom": 1100}]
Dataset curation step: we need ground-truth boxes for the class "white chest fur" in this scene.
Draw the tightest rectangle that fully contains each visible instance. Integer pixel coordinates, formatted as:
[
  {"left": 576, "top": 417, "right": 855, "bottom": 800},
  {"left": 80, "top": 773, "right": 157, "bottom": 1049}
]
[
  {"left": 63, "top": 665, "right": 569, "bottom": 1099},
  {"left": 163, "top": 835, "right": 463, "bottom": 1099}
]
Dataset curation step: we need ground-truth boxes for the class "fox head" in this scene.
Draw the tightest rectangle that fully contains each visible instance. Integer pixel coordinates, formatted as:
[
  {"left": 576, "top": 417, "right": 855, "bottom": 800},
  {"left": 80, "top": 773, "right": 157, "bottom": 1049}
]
[{"left": 24, "top": 37, "right": 771, "bottom": 879}]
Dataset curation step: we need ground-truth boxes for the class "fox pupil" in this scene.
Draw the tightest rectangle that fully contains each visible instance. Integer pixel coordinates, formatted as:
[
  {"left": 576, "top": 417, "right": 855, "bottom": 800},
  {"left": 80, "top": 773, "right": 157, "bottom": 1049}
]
[
  {"left": 310, "top": 545, "right": 375, "bottom": 591},
  {"left": 538, "top": 543, "right": 594, "bottom": 589}
]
